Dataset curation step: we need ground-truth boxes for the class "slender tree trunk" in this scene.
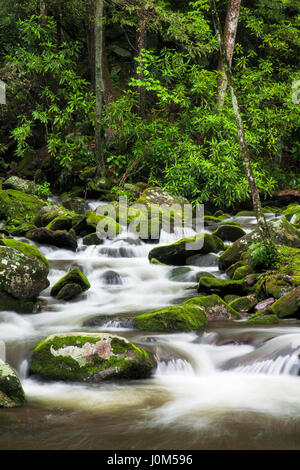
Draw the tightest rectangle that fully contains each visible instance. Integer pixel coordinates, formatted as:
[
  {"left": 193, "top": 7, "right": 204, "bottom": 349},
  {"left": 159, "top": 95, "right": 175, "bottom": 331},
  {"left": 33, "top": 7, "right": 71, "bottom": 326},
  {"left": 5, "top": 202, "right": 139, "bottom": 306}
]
[
  {"left": 40, "top": 0, "right": 47, "bottom": 22},
  {"left": 209, "top": 0, "right": 270, "bottom": 240},
  {"left": 217, "top": 0, "right": 241, "bottom": 109},
  {"left": 94, "top": 0, "right": 106, "bottom": 177},
  {"left": 136, "top": 5, "right": 147, "bottom": 118}
]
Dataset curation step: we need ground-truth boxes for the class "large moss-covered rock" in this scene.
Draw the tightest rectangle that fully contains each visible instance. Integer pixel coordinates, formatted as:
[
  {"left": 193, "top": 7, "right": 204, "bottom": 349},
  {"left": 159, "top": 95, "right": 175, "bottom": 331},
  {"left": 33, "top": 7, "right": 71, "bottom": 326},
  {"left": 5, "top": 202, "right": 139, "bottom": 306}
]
[
  {"left": 26, "top": 227, "right": 78, "bottom": 251},
  {"left": 0, "top": 189, "right": 45, "bottom": 224},
  {"left": 148, "top": 233, "right": 224, "bottom": 265},
  {"left": 133, "top": 299, "right": 207, "bottom": 331},
  {"left": 229, "top": 295, "right": 257, "bottom": 313},
  {"left": 0, "top": 238, "right": 49, "bottom": 269},
  {"left": 0, "top": 360, "right": 26, "bottom": 408},
  {"left": 270, "top": 287, "right": 300, "bottom": 319},
  {"left": 0, "top": 246, "right": 49, "bottom": 301},
  {"left": 29, "top": 332, "right": 155, "bottom": 382},
  {"left": 85, "top": 210, "right": 121, "bottom": 238},
  {"left": 3, "top": 176, "right": 37, "bottom": 194},
  {"left": 198, "top": 276, "right": 247, "bottom": 297},
  {"left": 51, "top": 268, "right": 90, "bottom": 298},
  {"left": 218, "top": 218, "right": 300, "bottom": 271},
  {"left": 34, "top": 205, "right": 67, "bottom": 227},
  {"left": 137, "top": 186, "right": 189, "bottom": 207},
  {"left": 188, "top": 295, "right": 241, "bottom": 320},
  {"left": 212, "top": 224, "right": 246, "bottom": 242}
]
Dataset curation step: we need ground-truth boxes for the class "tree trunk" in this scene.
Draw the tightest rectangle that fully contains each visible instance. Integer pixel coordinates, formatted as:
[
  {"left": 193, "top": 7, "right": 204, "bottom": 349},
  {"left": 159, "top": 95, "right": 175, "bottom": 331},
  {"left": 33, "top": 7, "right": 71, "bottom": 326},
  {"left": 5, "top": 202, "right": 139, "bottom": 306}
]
[
  {"left": 209, "top": 0, "right": 270, "bottom": 240},
  {"left": 40, "top": 0, "right": 47, "bottom": 22},
  {"left": 136, "top": 5, "right": 147, "bottom": 118},
  {"left": 94, "top": 0, "right": 106, "bottom": 177},
  {"left": 217, "top": 0, "right": 241, "bottom": 109}
]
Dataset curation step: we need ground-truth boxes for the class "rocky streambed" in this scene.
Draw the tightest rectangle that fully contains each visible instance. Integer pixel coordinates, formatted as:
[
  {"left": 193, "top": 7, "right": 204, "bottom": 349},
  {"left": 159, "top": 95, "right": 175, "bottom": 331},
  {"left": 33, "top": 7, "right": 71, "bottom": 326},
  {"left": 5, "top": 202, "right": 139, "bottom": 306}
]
[{"left": 1, "top": 186, "right": 300, "bottom": 449}]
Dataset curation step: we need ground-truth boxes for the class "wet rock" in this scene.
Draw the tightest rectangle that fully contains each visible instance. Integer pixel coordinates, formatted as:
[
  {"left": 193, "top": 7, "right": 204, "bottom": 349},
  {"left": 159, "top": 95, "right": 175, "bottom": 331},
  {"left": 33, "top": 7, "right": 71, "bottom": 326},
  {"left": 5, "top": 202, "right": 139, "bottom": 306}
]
[
  {"left": 229, "top": 295, "right": 257, "bottom": 313},
  {"left": 56, "top": 283, "right": 83, "bottom": 301},
  {"left": 148, "top": 233, "right": 224, "bottom": 266},
  {"left": 270, "top": 287, "right": 300, "bottom": 318},
  {"left": 133, "top": 300, "right": 207, "bottom": 331},
  {"left": 198, "top": 276, "right": 247, "bottom": 297},
  {"left": 0, "top": 360, "right": 26, "bottom": 408},
  {"left": 29, "top": 332, "right": 155, "bottom": 382},
  {"left": 189, "top": 295, "right": 240, "bottom": 320},
  {"left": 26, "top": 227, "right": 78, "bottom": 251},
  {"left": 51, "top": 268, "right": 90, "bottom": 298},
  {"left": 82, "top": 232, "right": 104, "bottom": 246},
  {"left": 168, "top": 267, "right": 193, "bottom": 282},
  {"left": 212, "top": 224, "right": 246, "bottom": 242},
  {"left": 100, "top": 270, "right": 123, "bottom": 285}
]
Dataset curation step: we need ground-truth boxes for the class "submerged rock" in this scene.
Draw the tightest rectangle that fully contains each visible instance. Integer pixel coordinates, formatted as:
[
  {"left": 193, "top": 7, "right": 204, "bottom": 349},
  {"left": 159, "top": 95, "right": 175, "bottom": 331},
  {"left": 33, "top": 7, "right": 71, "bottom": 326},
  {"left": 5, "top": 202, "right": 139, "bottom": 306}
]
[
  {"left": 29, "top": 332, "right": 155, "bottom": 382},
  {"left": 0, "top": 360, "right": 26, "bottom": 408}
]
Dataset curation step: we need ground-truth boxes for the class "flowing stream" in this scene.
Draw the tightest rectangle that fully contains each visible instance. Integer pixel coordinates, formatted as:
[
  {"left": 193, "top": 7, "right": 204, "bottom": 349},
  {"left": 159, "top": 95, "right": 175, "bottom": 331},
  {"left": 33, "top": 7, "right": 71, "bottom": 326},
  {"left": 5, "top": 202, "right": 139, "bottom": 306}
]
[{"left": 1, "top": 208, "right": 300, "bottom": 450}]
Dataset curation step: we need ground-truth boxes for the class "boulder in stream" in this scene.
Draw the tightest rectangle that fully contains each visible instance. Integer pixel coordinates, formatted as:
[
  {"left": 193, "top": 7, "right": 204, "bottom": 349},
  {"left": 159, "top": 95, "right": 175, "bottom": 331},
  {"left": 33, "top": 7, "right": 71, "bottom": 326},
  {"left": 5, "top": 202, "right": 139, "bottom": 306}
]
[
  {"left": 26, "top": 227, "right": 78, "bottom": 251},
  {"left": 148, "top": 233, "right": 224, "bottom": 265},
  {"left": 51, "top": 268, "right": 91, "bottom": 300},
  {"left": 29, "top": 332, "right": 155, "bottom": 382},
  {"left": 0, "top": 360, "right": 26, "bottom": 408}
]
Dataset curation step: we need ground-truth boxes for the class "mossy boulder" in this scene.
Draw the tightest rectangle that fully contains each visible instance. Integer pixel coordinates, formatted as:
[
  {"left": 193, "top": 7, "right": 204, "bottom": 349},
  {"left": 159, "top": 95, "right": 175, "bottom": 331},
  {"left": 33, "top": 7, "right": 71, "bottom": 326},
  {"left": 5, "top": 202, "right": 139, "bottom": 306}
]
[
  {"left": 3, "top": 176, "right": 37, "bottom": 194},
  {"left": 229, "top": 295, "right": 257, "bottom": 313},
  {"left": 34, "top": 205, "right": 68, "bottom": 227},
  {"left": 148, "top": 233, "right": 224, "bottom": 266},
  {"left": 270, "top": 287, "right": 300, "bottom": 319},
  {"left": 137, "top": 186, "right": 188, "bottom": 207},
  {"left": 0, "top": 291, "right": 41, "bottom": 314},
  {"left": 212, "top": 224, "right": 246, "bottom": 242},
  {"left": 247, "top": 312, "right": 279, "bottom": 325},
  {"left": 61, "top": 195, "right": 86, "bottom": 214},
  {"left": 55, "top": 283, "right": 83, "bottom": 301},
  {"left": 218, "top": 218, "right": 300, "bottom": 271},
  {"left": 188, "top": 295, "right": 241, "bottom": 320},
  {"left": 0, "top": 246, "right": 49, "bottom": 301},
  {"left": 0, "top": 189, "right": 45, "bottom": 224},
  {"left": 1, "top": 222, "right": 36, "bottom": 236},
  {"left": 0, "top": 360, "right": 26, "bottom": 408},
  {"left": 284, "top": 204, "right": 300, "bottom": 222},
  {"left": 133, "top": 300, "right": 207, "bottom": 331},
  {"left": 85, "top": 210, "right": 121, "bottom": 238},
  {"left": 204, "top": 215, "right": 226, "bottom": 226},
  {"left": 82, "top": 232, "right": 104, "bottom": 246},
  {"left": 29, "top": 332, "right": 155, "bottom": 382},
  {"left": 0, "top": 238, "right": 49, "bottom": 269},
  {"left": 46, "top": 213, "right": 83, "bottom": 231},
  {"left": 26, "top": 227, "right": 78, "bottom": 251},
  {"left": 232, "top": 265, "right": 255, "bottom": 280},
  {"left": 51, "top": 268, "right": 90, "bottom": 299},
  {"left": 198, "top": 276, "right": 247, "bottom": 297}
]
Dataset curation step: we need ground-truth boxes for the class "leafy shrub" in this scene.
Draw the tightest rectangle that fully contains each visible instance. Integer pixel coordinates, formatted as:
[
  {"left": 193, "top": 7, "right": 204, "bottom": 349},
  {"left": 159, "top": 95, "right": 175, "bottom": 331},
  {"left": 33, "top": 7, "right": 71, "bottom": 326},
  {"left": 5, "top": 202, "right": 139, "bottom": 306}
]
[{"left": 249, "top": 241, "right": 281, "bottom": 271}]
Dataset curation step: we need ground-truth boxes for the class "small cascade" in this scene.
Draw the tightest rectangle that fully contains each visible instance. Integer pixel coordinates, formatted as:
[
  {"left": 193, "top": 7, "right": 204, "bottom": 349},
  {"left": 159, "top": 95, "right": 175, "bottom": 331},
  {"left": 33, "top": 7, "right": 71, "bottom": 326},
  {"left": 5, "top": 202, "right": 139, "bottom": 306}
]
[{"left": 155, "top": 358, "right": 194, "bottom": 376}]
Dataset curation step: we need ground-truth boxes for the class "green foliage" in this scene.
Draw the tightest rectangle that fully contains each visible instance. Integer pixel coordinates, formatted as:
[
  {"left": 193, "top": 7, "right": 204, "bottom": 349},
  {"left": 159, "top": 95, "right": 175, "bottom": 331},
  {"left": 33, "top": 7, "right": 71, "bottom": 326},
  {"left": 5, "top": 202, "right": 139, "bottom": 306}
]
[
  {"left": 2, "top": 15, "right": 95, "bottom": 169},
  {"left": 249, "top": 241, "right": 281, "bottom": 271},
  {"left": 35, "top": 181, "right": 52, "bottom": 198}
]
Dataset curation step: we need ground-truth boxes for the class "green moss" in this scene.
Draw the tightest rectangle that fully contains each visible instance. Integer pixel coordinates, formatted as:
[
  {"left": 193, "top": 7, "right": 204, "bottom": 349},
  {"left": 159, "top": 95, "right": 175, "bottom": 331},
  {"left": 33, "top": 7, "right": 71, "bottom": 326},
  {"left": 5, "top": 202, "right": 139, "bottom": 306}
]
[
  {"left": 51, "top": 268, "right": 90, "bottom": 297},
  {"left": 133, "top": 301, "right": 207, "bottom": 331},
  {"left": 232, "top": 265, "right": 254, "bottom": 280},
  {"left": 229, "top": 295, "right": 257, "bottom": 313},
  {"left": 247, "top": 312, "right": 279, "bottom": 324},
  {"left": 0, "top": 239, "right": 49, "bottom": 270},
  {"left": 85, "top": 210, "right": 121, "bottom": 236},
  {"left": 187, "top": 295, "right": 241, "bottom": 319},
  {"left": 30, "top": 333, "right": 154, "bottom": 382},
  {"left": 198, "top": 276, "right": 247, "bottom": 296},
  {"left": 0, "top": 189, "right": 45, "bottom": 223}
]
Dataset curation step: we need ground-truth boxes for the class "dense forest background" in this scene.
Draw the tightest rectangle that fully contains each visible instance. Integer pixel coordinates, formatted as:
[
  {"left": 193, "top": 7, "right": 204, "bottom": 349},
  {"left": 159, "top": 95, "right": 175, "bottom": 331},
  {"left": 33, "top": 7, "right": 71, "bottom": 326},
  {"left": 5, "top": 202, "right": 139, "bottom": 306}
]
[{"left": 0, "top": 0, "right": 299, "bottom": 210}]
